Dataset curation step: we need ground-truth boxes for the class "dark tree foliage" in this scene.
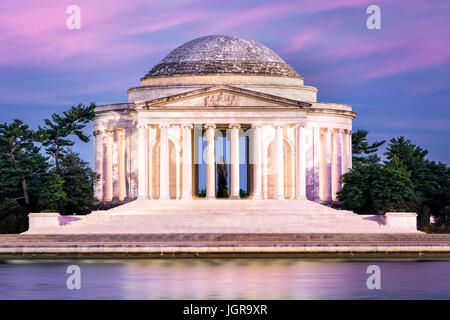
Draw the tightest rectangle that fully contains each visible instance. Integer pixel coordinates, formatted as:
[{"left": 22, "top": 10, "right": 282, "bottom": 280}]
[
  {"left": 0, "top": 145, "right": 22, "bottom": 201},
  {"left": 339, "top": 154, "right": 383, "bottom": 213},
  {"left": 420, "top": 160, "right": 450, "bottom": 227},
  {"left": 371, "top": 155, "right": 420, "bottom": 213},
  {"left": 38, "top": 173, "right": 67, "bottom": 212},
  {"left": 0, "top": 120, "right": 46, "bottom": 205},
  {"left": 351, "top": 129, "right": 386, "bottom": 166},
  {"left": 338, "top": 129, "right": 386, "bottom": 213},
  {"left": 58, "top": 151, "right": 97, "bottom": 215},
  {"left": 0, "top": 103, "right": 98, "bottom": 233},
  {"left": 0, "top": 199, "right": 28, "bottom": 234},
  {"left": 385, "top": 136, "right": 428, "bottom": 187},
  {"left": 37, "top": 103, "right": 96, "bottom": 172},
  {"left": 339, "top": 132, "right": 450, "bottom": 230}
]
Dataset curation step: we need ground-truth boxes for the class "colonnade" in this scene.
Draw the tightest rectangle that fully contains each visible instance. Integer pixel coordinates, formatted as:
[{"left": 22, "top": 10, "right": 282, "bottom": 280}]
[
  {"left": 93, "top": 124, "right": 352, "bottom": 202},
  {"left": 94, "top": 128, "right": 128, "bottom": 202}
]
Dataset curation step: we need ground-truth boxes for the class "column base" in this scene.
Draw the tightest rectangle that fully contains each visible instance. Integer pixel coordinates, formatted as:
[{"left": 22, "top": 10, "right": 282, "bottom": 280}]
[
  {"left": 230, "top": 195, "right": 240, "bottom": 200},
  {"left": 295, "top": 195, "right": 307, "bottom": 200}
]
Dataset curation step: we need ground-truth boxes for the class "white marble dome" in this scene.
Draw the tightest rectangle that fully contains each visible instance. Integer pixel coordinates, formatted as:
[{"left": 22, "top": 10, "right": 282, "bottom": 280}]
[{"left": 143, "top": 35, "right": 300, "bottom": 79}]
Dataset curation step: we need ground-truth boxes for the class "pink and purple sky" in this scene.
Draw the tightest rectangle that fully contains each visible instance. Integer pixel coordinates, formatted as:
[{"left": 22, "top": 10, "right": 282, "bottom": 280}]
[{"left": 0, "top": 0, "right": 449, "bottom": 165}]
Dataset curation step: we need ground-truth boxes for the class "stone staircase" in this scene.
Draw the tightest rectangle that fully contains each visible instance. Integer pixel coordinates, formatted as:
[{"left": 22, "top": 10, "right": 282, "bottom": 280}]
[
  {"left": 24, "top": 199, "right": 420, "bottom": 234},
  {"left": 4, "top": 233, "right": 450, "bottom": 243}
]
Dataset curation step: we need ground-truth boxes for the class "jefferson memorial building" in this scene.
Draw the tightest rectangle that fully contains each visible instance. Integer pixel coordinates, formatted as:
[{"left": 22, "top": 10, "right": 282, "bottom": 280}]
[
  {"left": 93, "top": 35, "right": 355, "bottom": 204},
  {"left": 26, "top": 35, "right": 419, "bottom": 234}
]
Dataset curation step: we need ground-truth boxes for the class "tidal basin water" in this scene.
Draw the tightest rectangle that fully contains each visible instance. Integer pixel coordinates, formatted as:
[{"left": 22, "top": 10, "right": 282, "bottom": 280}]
[{"left": 0, "top": 259, "right": 449, "bottom": 299}]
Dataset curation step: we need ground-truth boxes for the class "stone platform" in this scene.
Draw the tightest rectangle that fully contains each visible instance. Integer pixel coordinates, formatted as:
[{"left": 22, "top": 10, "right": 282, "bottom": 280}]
[
  {"left": 1, "top": 233, "right": 450, "bottom": 258},
  {"left": 25, "top": 199, "right": 418, "bottom": 234}
]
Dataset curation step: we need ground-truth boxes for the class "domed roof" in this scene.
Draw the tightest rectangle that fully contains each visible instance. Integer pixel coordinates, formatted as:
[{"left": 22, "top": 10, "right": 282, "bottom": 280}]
[{"left": 143, "top": 35, "right": 300, "bottom": 79}]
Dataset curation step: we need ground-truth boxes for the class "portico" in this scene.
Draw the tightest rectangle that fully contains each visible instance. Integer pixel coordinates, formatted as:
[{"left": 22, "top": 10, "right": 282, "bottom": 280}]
[{"left": 93, "top": 84, "right": 354, "bottom": 203}]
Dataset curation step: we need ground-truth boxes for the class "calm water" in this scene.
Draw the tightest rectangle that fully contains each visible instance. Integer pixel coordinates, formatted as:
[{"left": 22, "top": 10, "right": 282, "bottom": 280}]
[{"left": 0, "top": 259, "right": 449, "bottom": 299}]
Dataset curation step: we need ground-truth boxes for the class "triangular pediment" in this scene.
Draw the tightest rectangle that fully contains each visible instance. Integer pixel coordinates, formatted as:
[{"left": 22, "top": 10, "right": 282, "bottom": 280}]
[{"left": 137, "top": 85, "right": 311, "bottom": 109}]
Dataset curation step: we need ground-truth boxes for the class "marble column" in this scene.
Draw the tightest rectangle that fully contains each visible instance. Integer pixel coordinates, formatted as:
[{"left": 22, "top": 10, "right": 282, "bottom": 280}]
[
  {"left": 347, "top": 129, "right": 353, "bottom": 171},
  {"left": 93, "top": 129, "right": 103, "bottom": 201},
  {"left": 252, "top": 124, "right": 262, "bottom": 200},
  {"left": 229, "top": 124, "right": 241, "bottom": 199},
  {"left": 103, "top": 129, "right": 113, "bottom": 202},
  {"left": 262, "top": 137, "right": 268, "bottom": 199},
  {"left": 182, "top": 124, "right": 193, "bottom": 200},
  {"left": 159, "top": 124, "right": 170, "bottom": 200},
  {"left": 331, "top": 129, "right": 339, "bottom": 201},
  {"left": 337, "top": 129, "right": 344, "bottom": 190},
  {"left": 341, "top": 129, "right": 348, "bottom": 175},
  {"left": 137, "top": 125, "right": 148, "bottom": 199},
  {"left": 274, "top": 124, "right": 284, "bottom": 200},
  {"left": 313, "top": 127, "right": 321, "bottom": 201},
  {"left": 321, "top": 128, "right": 332, "bottom": 202},
  {"left": 117, "top": 128, "right": 126, "bottom": 201},
  {"left": 295, "top": 124, "right": 307, "bottom": 200},
  {"left": 204, "top": 124, "right": 216, "bottom": 199}
]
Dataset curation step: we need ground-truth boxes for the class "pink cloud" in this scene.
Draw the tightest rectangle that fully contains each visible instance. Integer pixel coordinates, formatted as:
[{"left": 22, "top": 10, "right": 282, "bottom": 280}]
[
  {"left": 211, "top": 0, "right": 372, "bottom": 32},
  {"left": 211, "top": 3, "right": 293, "bottom": 32},
  {"left": 126, "top": 11, "right": 208, "bottom": 34},
  {"left": 281, "top": 31, "right": 322, "bottom": 53},
  {"left": 0, "top": 0, "right": 206, "bottom": 68},
  {"left": 282, "top": 2, "right": 449, "bottom": 81},
  {"left": 358, "top": 117, "right": 450, "bottom": 132},
  {"left": 0, "top": 0, "right": 448, "bottom": 81}
]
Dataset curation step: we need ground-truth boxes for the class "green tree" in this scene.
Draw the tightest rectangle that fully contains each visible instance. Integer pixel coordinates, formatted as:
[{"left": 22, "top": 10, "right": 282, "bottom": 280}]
[
  {"left": 351, "top": 129, "right": 385, "bottom": 166},
  {"left": 384, "top": 136, "right": 428, "bottom": 186},
  {"left": 37, "top": 103, "right": 96, "bottom": 171},
  {"left": 38, "top": 173, "right": 67, "bottom": 212},
  {"left": 339, "top": 131, "right": 450, "bottom": 232},
  {"left": 338, "top": 154, "right": 383, "bottom": 213},
  {"left": 58, "top": 151, "right": 97, "bottom": 214},
  {"left": 0, "top": 145, "right": 23, "bottom": 202},
  {"left": 0, "top": 199, "right": 28, "bottom": 233},
  {"left": 338, "top": 129, "right": 385, "bottom": 213},
  {"left": 371, "top": 155, "right": 419, "bottom": 212},
  {"left": 0, "top": 120, "right": 40, "bottom": 205},
  {"left": 421, "top": 160, "right": 450, "bottom": 226}
]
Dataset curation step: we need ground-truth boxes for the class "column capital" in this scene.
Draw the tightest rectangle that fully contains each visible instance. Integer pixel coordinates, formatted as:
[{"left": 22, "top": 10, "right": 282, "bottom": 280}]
[
  {"left": 181, "top": 123, "right": 193, "bottom": 129},
  {"left": 159, "top": 123, "right": 170, "bottom": 129},
  {"left": 137, "top": 124, "right": 147, "bottom": 130},
  {"left": 204, "top": 123, "right": 216, "bottom": 129},
  {"left": 343, "top": 129, "right": 352, "bottom": 135},
  {"left": 295, "top": 123, "right": 306, "bottom": 129},
  {"left": 331, "top": 128, "right": 341, "bottom": 134},
  {"left": 228, "top": 123, "right": 241, "bottom": 129},
  {"left": 251, "top": 123, "right": 262, "bottom": 129},
  {"left": 93, "top": 129, "right": 104, "bottom": 136},
  {"left": 274, "top": 124, "right": 284, "bottom": 129}
]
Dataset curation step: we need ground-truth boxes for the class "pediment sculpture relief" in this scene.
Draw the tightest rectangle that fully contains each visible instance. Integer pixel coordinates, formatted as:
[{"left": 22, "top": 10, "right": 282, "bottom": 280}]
[{"left": 204, "top": 92, "right": 240, "bottom": 106}]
